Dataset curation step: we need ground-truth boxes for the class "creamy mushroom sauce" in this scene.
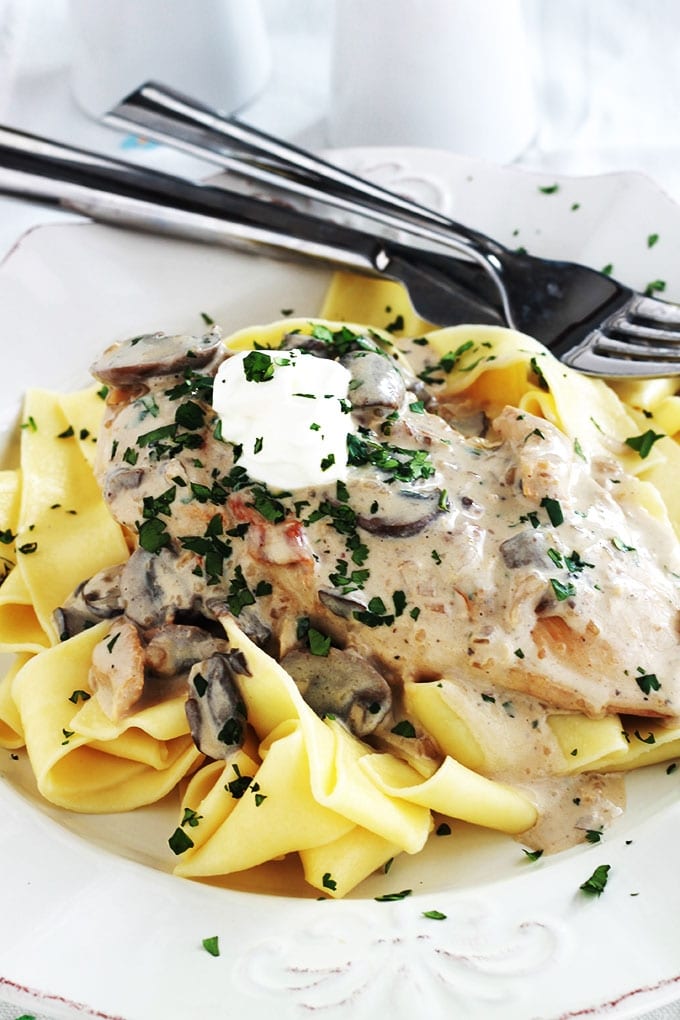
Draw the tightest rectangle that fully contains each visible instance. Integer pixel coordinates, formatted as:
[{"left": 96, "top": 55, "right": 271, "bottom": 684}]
[{"left": 58, "top": 323, "right": 680, "bottom": 855}]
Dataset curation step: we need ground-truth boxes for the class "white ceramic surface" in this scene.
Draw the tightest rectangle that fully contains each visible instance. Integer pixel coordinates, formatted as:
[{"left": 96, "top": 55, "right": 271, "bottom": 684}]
[{"left": 0, "top": 149, "right": 679, "bottom": 1020}]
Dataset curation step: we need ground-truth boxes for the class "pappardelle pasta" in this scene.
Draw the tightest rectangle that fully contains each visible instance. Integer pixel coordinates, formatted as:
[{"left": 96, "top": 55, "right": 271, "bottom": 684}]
[{"left": 1, "top": 273, "right": 679, "bottom": 898}]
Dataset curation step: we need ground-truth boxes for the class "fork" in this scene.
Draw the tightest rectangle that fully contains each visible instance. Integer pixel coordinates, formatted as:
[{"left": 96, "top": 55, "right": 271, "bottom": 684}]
[
  {"left": 105, "top": 81, "right": 680, "bottom": 379},
  {"left": 0, "top": 120, "right": 679, "bottom": 378}
]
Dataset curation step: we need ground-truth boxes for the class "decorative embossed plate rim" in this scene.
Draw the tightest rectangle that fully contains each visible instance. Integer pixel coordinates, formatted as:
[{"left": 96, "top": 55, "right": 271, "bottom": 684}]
[{"left": 0, "top": 148, "right": 679, "bottom": 1020}]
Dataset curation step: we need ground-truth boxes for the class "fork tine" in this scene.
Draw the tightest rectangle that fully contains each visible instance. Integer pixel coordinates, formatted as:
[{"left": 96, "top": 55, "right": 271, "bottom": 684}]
[
  {"left": 561, "top": 337, "right": 680, "bottom": 378},
  {"left": 606, "top": 316, "right": 680, "bottom": 346},
  {"left": 627, "top": 293, "right": 680, "bottom": 328},
  {"left": 600, "top": 294, "right": 680, "bottom": 351},
  {"left": 608, "top": 319, "right": 680, "bottom": 345},
  {"left": 589, "top": 334, "right": 680, "bottom": 362}
]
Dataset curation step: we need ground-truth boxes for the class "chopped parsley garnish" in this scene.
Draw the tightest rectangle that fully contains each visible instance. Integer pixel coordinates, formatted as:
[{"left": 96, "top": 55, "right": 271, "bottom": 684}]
[
  {"left": 226, "top": 565, "right": 256, "bottom": 614},
  {"left": 522, "top": 848, "right": 544, "bottom": 861},
  {"left": 375, "top": 889, "right": 412, "bottom": 902},
  {"left": 165, "top": 368, "right": 214, "bottom": 403},
  {"left": 308, "top": 627, "right": 331, "bottom": 657},
  {"left": 68, "top": 689, "right": 91, "bottom": 704},
  {"left": 529, "top": 356, "right": 549, "bottom": 391},
  {"left": 550, "top": 578, "right": 576, "bottom": 601},
  {"left": 611, "top": 536, "right": 636, "bottom": 553},
  {"left": 422, "top": 910, "right": 447, "bottom": 920},
  {"left": 180, "top": 515, "right": 232, "bottom": 584},
  {"left": 416, "top": 341, "right": 475, "bottom": 384},
  {"left": 174, "top": 399, "right": 206, "bottom": 431},
  {"left": 138, "top": 516, "right": 171, "bottom": 554},
  {"left": 624, "top": 429, "right": 665, "bottom": 459},
  {"left": 547, "top": 547, "right": 563, "bottom": 568},
  {"left": 223, "top": 761, "right": 255, "bottom": 800},
  {"left": 353, "top": 596, "right": 395, "bottom": 628},
  {"left": 347, "top": 432, "right": 435, "bottom": 483},
  {"left": 391, "top": 720, "right": 417, "bottom": 738},
  {"left": 142, "top": 485, "right": 176, "bottom": 520},
  {"left": 168, "top": 827, "right": 194, "bottom": 855},
  {"left": 585, "top": 828, "right": 603, "bottom": 844},
  {"left": 247, "top": 485, "right": 287, "bottom": 524},
  {"left": 242, "top": 349, "right": 279, "bottom": 382},
  {"left": 635, "top": 670, "right": 661, "bottom": 695},
  {"left": 322, "top": 872, "right": 337, "bottom": 891},
  {"left": 540, "top": 496, "right": 564, "bottom": 527},
  {"left": 564, "top": 550, "right": 594, "bottom": 573},
  {"left": 580, "top": 863, "right": 611, "bottom": 896},
  {"left": 181, "top": 807, "right": 203, "bottom": 828},
  {"left": 202, "top": 935, "right": 220, "bottom": 956},
  {"left": 106, "top": 632, "right": 121, "bottom": 654}
]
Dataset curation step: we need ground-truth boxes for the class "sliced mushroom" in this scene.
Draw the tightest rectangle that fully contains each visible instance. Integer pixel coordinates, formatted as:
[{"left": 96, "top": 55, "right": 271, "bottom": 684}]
[
  {"left": 202, "top": 599, "right": 272, "bottom": 647},
  {"left": 54, "top": 562, "right": 125, "bottom": 639},
  {"left": 342, "top": 350, "right": 406, "bottom": 410},
  {"left": 90, "top": 327, "right": 224, "bottom": 387},
  {"left": 281, "top": 647, "right": 392, "bottom": 736},
  {"left": 500, "top": 531, "right": 547, "bottom": 569},
  {"left": 279, "top": 332, "right": 336, "bottom": 358},
  {"left": 102, "top": 466, "right": 144, "bottom": 503},
  {"left": 89, "top": 617, "right": 145, "bottom": 720},
  {"left": 119, "top": 546, "right": 200, "bottom": 629},
  {"left": 318, "top": 587, "right": 369, "bottom": 619},
  {"left": 143, "top": 624, "right": 229, "bottom": 677},
  {"left": 347, "top": 477, "right": 444, "bottom": 538},
  {"left": 185, "top": 652, "right": 249, "bottom": 760}
]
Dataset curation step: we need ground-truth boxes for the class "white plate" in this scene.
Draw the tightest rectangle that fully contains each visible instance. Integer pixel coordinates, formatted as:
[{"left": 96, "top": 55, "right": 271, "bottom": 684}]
[{"left": 1, "top": 149, "right": 679, "bottom": 1020}]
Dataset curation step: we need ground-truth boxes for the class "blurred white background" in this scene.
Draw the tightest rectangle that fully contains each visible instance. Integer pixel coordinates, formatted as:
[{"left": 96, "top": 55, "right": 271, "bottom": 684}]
[{"left": 0, "top": 0, "right": 679, "bottom": 200}]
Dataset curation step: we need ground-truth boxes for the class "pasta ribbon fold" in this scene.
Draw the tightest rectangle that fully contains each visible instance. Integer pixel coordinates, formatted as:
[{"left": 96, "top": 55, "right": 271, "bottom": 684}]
[{"left": 12, "top": 613, "right": 201, "bottom": 812}]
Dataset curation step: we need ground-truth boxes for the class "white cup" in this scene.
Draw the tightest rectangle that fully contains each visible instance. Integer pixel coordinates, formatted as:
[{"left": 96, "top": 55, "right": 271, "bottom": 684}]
[
  {"left": 327, "top": 0, "right": 537, "bottom": 163},
  {"left": 68, "top": 0, "right": 271, "bottom": 119}
]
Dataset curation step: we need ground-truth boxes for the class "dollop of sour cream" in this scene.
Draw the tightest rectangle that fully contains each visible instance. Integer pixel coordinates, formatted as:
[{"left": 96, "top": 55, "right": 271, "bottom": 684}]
[{"left": 213, "top": 348, "right": 355, "bottom": 491}]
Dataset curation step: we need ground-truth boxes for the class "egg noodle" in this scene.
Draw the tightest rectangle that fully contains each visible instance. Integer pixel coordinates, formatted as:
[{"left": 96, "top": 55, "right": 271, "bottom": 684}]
[{"left": 0, "top": 273, "right": 679, "bottom": 898}]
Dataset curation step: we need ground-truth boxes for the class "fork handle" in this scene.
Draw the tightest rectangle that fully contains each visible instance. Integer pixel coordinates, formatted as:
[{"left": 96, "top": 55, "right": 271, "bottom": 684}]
[
  {"left": 108, "top": 82, "right": 498, "bottom": 245},
  {"left": 0, "top": 124, "right": 502, "bottom": 324},
  {"left": 107, "top": 80, "right": 512, "bottom": 316}
]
